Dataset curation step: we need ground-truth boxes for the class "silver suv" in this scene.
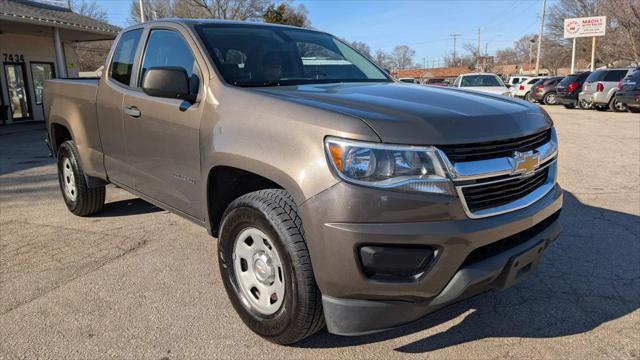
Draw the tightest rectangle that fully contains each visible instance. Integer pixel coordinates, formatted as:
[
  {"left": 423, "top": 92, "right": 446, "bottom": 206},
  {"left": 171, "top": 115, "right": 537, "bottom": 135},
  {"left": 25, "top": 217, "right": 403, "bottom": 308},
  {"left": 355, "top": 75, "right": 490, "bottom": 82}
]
[{"left": 581, "top": 68, "right": 637, "bottom": 112}]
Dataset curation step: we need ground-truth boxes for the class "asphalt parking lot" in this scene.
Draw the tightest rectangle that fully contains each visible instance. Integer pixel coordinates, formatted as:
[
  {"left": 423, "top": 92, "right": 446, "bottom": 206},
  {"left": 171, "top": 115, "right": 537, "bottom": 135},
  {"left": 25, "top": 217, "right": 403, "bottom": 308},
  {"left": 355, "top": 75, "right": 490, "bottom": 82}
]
[{"left": 1, "top": 105, "right": 639, "bottom": 359}]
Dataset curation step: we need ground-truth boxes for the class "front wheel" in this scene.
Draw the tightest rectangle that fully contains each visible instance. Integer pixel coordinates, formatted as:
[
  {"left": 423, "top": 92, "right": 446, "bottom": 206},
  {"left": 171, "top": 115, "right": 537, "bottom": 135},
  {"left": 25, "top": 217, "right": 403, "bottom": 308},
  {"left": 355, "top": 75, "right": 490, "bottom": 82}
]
[
  {"left": 610, "top": 97, "right": 627, "bottom": 112},
  {"left": 57, "top": 140, "right": 105, "bottom": 216},
  {"left": 218, "top": 189, "right": 324, "bottom": 345}
]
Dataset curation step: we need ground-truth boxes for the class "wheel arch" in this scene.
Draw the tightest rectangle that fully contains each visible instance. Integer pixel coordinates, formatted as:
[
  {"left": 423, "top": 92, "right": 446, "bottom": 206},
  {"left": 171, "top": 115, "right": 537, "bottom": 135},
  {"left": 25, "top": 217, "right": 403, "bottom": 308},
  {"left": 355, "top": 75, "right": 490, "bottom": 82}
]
[{"left": 205, "top": 162, "right": 306, "bottom": 237}]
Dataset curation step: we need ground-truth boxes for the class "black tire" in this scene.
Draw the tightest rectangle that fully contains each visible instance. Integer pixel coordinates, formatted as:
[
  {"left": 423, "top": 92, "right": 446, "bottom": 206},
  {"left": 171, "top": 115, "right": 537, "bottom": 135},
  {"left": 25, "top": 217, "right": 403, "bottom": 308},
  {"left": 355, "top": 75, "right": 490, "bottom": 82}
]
[
  {"left": 563, "top": 104, "right": 576, "bottom": 109},
  {"left": 609, "top": 97, "right": 627, "bottom": 112},
  {"left": 595, "top": 105, "right": 608, "bottom": 111},
  {"left": 628, "top": 107, "right": 640, "bottom": 113},
  {"left": 57, "top": 140, "right": 105, "bottom": 216},
  {"left": 218, "top": 189, "right": 324, "bottom": 345},
  {"left": 524, "top": 91, "right": 533, "bottom": 102},
  {"left": 543, "top": 92, "right": 558, "bottom": 105}
]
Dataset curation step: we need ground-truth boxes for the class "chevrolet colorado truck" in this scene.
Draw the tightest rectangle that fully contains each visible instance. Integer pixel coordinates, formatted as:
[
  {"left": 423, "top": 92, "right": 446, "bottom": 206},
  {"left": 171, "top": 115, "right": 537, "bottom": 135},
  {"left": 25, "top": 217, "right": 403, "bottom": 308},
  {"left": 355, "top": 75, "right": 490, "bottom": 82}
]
[{"left": 44, "top": 20, "right": 562, "bottom": 344}]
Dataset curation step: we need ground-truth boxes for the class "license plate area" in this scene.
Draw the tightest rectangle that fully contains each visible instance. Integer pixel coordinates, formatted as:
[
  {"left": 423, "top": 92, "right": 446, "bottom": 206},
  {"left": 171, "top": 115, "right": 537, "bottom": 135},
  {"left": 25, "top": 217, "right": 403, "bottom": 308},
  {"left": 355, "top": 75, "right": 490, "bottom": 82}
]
[{"left": 490, "top": 239, "right": 548, "bottom": 290}]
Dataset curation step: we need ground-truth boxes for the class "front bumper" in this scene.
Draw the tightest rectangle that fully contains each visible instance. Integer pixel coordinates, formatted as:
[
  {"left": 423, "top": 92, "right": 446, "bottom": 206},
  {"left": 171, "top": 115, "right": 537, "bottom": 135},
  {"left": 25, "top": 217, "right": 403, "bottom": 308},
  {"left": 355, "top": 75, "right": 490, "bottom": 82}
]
[{"left": 299, "top": 181, "right": 563, "bottom": 335}]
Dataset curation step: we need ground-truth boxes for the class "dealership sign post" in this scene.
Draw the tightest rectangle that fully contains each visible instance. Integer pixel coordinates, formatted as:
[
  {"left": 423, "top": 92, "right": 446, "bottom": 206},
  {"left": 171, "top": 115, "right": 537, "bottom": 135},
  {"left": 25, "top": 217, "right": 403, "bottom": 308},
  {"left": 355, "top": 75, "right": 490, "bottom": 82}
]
[{"left": 564, "top": 16, "right": 606, "bottom": 73}]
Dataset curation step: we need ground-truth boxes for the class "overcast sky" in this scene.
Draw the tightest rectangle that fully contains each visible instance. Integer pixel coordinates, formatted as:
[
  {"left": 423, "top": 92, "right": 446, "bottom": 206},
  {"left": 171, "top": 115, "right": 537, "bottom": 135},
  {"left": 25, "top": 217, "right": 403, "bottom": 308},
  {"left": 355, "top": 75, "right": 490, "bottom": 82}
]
[{"left": 96, "top": 0, "right": 552, "bottom": 67}]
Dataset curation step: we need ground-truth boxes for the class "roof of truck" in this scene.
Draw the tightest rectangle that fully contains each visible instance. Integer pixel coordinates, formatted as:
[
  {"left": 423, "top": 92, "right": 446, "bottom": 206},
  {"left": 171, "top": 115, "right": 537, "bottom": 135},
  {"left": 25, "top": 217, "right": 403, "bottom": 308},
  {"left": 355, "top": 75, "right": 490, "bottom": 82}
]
[{"left": 134, "top": 18, "right": 319, "bottom": 32}]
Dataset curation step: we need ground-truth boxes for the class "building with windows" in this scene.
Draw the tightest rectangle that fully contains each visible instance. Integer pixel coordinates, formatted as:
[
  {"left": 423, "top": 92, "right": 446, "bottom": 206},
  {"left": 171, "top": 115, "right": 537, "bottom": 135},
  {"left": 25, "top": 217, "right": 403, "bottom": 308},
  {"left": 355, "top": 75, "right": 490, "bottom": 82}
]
[{"left": 0, "top": 0, "right": 119, "bottom": 124}]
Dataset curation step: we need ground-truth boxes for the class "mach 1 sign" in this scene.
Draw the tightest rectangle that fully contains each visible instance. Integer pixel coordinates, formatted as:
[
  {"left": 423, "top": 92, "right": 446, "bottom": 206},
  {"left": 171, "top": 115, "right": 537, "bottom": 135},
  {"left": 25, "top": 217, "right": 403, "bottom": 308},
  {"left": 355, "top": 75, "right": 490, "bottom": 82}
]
[{"left": 564, "top": 16, "right": 607, "bottom": 38}]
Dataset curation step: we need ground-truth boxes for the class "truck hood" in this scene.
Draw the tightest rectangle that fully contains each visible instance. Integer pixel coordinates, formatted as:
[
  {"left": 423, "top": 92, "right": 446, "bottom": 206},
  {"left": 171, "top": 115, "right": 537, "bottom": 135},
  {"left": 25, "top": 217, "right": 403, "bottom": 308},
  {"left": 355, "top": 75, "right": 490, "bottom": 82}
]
[{"left": 252, "top": 82, "right": 552, "bottom": 145}]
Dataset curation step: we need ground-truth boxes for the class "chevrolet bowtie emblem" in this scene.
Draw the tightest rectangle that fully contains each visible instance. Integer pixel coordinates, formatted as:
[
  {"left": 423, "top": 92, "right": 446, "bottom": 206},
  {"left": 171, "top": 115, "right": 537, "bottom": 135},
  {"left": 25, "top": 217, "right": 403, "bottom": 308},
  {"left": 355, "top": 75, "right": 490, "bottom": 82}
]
[{"left": 512, "top": 151, "right": 540, "bottom": 175}]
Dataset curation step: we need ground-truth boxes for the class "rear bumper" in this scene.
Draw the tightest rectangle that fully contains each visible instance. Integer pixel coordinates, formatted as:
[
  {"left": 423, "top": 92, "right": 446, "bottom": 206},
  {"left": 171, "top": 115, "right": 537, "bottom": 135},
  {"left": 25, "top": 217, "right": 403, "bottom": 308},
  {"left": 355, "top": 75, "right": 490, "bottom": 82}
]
[
  {"left": 299, "top": 181, "right": 563, "bottom": 335},
  {"left": 557, "top": 94, "right": 578, "bottom": 106}
]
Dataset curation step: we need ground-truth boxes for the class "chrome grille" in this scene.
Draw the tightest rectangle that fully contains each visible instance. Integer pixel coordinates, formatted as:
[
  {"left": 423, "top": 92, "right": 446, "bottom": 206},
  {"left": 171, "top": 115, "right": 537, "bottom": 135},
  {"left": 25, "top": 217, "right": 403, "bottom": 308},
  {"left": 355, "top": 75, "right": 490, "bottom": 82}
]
[{"left": 461, "top": 167, "right": 550, "bottom": 212}]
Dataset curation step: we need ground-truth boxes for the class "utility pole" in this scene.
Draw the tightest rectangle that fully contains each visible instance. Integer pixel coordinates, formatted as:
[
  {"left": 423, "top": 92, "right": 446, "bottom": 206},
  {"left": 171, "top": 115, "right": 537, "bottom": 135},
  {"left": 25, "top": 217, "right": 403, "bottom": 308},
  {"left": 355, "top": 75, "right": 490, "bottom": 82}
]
[
  {"left": 476, "top": 28, "right": 481, "bottom": 71},
  {"left": 535, "top": 0, "right": 546, "bottom": 76},
  {"left": 450, "top": 34, "right": 460, "bottom": 66},
  {"left": 139, "top": 0, "right": 145, "bottom": 22}
]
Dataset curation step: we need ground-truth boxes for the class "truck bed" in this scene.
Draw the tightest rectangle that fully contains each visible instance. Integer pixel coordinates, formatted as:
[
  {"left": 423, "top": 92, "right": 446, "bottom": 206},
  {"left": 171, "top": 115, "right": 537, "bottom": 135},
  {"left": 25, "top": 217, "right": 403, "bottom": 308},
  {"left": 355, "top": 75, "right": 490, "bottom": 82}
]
[{"left": 44, "top": 78, "right": 105, "bottom": 179}]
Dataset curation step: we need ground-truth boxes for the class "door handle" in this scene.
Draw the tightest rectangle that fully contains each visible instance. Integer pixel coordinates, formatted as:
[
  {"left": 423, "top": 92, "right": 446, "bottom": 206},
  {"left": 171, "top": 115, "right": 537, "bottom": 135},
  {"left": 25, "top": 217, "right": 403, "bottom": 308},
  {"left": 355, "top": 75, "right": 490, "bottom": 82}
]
[{"left": 125, "top": 106, "right": 141, "bottom": 118}]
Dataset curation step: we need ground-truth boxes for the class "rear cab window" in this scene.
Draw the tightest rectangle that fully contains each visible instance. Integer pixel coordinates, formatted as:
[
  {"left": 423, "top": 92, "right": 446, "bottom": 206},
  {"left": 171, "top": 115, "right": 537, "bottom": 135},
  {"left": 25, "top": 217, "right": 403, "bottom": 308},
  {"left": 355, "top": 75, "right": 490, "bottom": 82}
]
[{"left": 110, "top": 29, "right": 143, "bottom": 86}]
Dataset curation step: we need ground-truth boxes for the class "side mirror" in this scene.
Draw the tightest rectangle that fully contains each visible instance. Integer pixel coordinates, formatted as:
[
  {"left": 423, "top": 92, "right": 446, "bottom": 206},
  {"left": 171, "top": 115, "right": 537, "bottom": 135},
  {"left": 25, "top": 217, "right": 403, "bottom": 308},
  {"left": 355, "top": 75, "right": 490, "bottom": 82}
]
[{"left": 142, "top": 67, "right": 196, "bottom": 103}]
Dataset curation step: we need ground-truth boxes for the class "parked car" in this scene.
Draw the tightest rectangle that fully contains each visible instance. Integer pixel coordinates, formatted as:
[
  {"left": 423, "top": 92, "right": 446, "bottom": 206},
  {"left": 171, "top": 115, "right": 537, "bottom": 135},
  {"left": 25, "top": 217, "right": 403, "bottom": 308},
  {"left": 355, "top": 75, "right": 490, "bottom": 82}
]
[
  {"left": 452, "top": 73, "right": 511, "bottom": 96},
  {"left": 556, "top": 71, "right": 591, "bottom": 109},
  {"left": 44, "top": 19, "right": 562, "bottom": 345},
  {"left": 513, "top": 76, "right": 547, "bottom": 101},
  {"left": 615, "top": 68, "right": 640, "bottom": 113},
  {"left": 530, "top": 77, "right": 564, "bottom": 105},
  {"left": 505, "top": 75, "right": 530, "bottom": 87},
  {"left": 398, "top": 78, "right": 417, "bottom": 84},
  {"left": 581, "top": 68, "right": 636, "bottom": 112},
  {"left": 425, "top": 78, "right": 448, "bottom": 86}
]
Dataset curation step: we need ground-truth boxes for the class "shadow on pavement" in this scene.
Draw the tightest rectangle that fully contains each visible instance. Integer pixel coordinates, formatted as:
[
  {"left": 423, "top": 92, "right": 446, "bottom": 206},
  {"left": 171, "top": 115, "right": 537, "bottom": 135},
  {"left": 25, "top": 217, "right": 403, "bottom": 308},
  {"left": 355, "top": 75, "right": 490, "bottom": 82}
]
[
  {"left": 98, "top": 198, "right": 163, "bottom": 217},
  {"left": 297, "top": 191, "right": 640, "bottom": 352}
]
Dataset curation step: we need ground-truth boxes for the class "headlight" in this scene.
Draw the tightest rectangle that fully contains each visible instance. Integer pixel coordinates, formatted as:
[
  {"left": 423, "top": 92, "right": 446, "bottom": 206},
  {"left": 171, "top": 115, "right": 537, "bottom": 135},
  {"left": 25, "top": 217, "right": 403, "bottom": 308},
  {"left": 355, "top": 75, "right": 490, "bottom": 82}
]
[{"left": 325, "top": 137, "right": 454, "bottom": 194}]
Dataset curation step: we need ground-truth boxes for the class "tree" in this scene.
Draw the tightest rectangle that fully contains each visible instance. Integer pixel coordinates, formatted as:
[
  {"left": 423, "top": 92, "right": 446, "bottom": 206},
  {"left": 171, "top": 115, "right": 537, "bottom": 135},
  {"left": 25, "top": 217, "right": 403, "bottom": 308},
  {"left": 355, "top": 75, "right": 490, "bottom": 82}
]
[
  {"left": 373, "top": 49, "right": 393, "bottom": 69},
  {"left": 263, "top": 1, "right": 310, "bottom": 27},
  {"left": 183, "top": 0, "right": 272, "bottom": 20},
  {"left": 70, "top": 0, "right": 107, "bottom": 21},
  {"left": 347, "top": 41, "right": 372, "bottom": 59},
  {"left": 70, "top": 0, "right": 110, "bottom": 72},
  {"left": 391, "top": 45, "right": 415, "bottom": 69},
  {"left": 546, "top": 0, "right": 639, "bottom": 66},
  {"left": 129, "top": 0, "right": 174, "bottom": 24}
]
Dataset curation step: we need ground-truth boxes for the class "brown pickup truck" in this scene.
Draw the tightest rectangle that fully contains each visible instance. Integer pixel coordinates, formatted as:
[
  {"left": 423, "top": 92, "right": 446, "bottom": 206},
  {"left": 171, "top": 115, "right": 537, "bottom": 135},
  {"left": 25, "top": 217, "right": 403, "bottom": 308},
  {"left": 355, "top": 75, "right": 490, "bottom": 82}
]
[{"left": 44, "top": 19, "right": 562, "bottom": 344}]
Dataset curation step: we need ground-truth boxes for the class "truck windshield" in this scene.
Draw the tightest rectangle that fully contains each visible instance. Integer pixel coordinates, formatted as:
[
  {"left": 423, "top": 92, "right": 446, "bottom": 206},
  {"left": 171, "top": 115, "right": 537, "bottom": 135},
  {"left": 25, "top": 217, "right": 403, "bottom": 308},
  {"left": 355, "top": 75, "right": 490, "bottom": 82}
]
[{"left": 195, "top": 24, "right": 390, "bottom": 87}]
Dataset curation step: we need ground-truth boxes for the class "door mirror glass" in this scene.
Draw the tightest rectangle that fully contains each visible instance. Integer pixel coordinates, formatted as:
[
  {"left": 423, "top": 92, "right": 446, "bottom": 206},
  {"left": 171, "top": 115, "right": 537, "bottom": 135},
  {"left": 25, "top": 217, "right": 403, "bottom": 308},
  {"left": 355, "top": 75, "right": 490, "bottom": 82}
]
[{"left": 141, "top": 67, "right": 196, "bottom": 103}]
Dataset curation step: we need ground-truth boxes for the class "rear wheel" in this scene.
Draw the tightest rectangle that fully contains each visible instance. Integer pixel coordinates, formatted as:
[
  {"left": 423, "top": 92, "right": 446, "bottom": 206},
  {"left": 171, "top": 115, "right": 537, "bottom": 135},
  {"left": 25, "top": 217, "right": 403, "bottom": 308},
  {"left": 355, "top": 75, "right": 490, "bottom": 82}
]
[
  {"left": 524, "top": 91, "right": 533, "bottom": 102},
  {"left": 57, "top": 140, "right": 105, "bottom": 216},
  {"left": 609, "top": 97, "right": 627, "bottom": 112},
  {"left": 579, "top": 98, "right": 592, "bottom": 109},
  {"left": 218, "top": 189, "right": 324, "bottom": 345},
  {"left": 543, "top": 92, "right": 558, "bottom": 105}
]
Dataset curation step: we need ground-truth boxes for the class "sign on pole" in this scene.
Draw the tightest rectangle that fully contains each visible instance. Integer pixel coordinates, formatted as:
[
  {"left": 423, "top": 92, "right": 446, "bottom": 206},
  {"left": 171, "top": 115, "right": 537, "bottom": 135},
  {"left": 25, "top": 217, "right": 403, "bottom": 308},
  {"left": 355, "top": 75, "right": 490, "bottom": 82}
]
[
  {"left": 564, "top": 16, "right": 606, "bottom": 38},
  {"left": 564, "top": 16, "right": 606, "bottom": 72}
]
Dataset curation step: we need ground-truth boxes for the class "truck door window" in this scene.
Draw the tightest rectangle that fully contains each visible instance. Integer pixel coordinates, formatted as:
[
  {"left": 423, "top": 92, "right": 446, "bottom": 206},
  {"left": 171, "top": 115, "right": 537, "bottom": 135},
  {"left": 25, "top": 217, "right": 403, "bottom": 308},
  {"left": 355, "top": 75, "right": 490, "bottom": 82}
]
[
  {"left": 139, "top": 29, "right": 200, "bottom": 97},
  {"left": 110, "top": 29, "right": 143, "bottom": 86}
]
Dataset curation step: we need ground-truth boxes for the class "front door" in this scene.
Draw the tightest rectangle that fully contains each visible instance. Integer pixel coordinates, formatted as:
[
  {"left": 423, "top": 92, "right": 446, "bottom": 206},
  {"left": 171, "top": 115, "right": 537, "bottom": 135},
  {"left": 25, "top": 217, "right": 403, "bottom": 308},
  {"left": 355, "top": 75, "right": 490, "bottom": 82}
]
[
  {"left": 3, "top": 63, "right": 31, "bottom": 121},
  {"left": 123, "top": 27, "right": 204, "bottom": 219}
]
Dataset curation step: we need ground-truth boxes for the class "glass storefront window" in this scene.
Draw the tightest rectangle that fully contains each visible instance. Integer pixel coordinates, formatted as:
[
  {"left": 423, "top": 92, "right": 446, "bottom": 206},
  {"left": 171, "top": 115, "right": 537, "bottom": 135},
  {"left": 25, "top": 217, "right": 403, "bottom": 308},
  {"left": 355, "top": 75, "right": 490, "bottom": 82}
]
[{"left": 31, "top": 63, "right": 55, "bottom": 105}]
